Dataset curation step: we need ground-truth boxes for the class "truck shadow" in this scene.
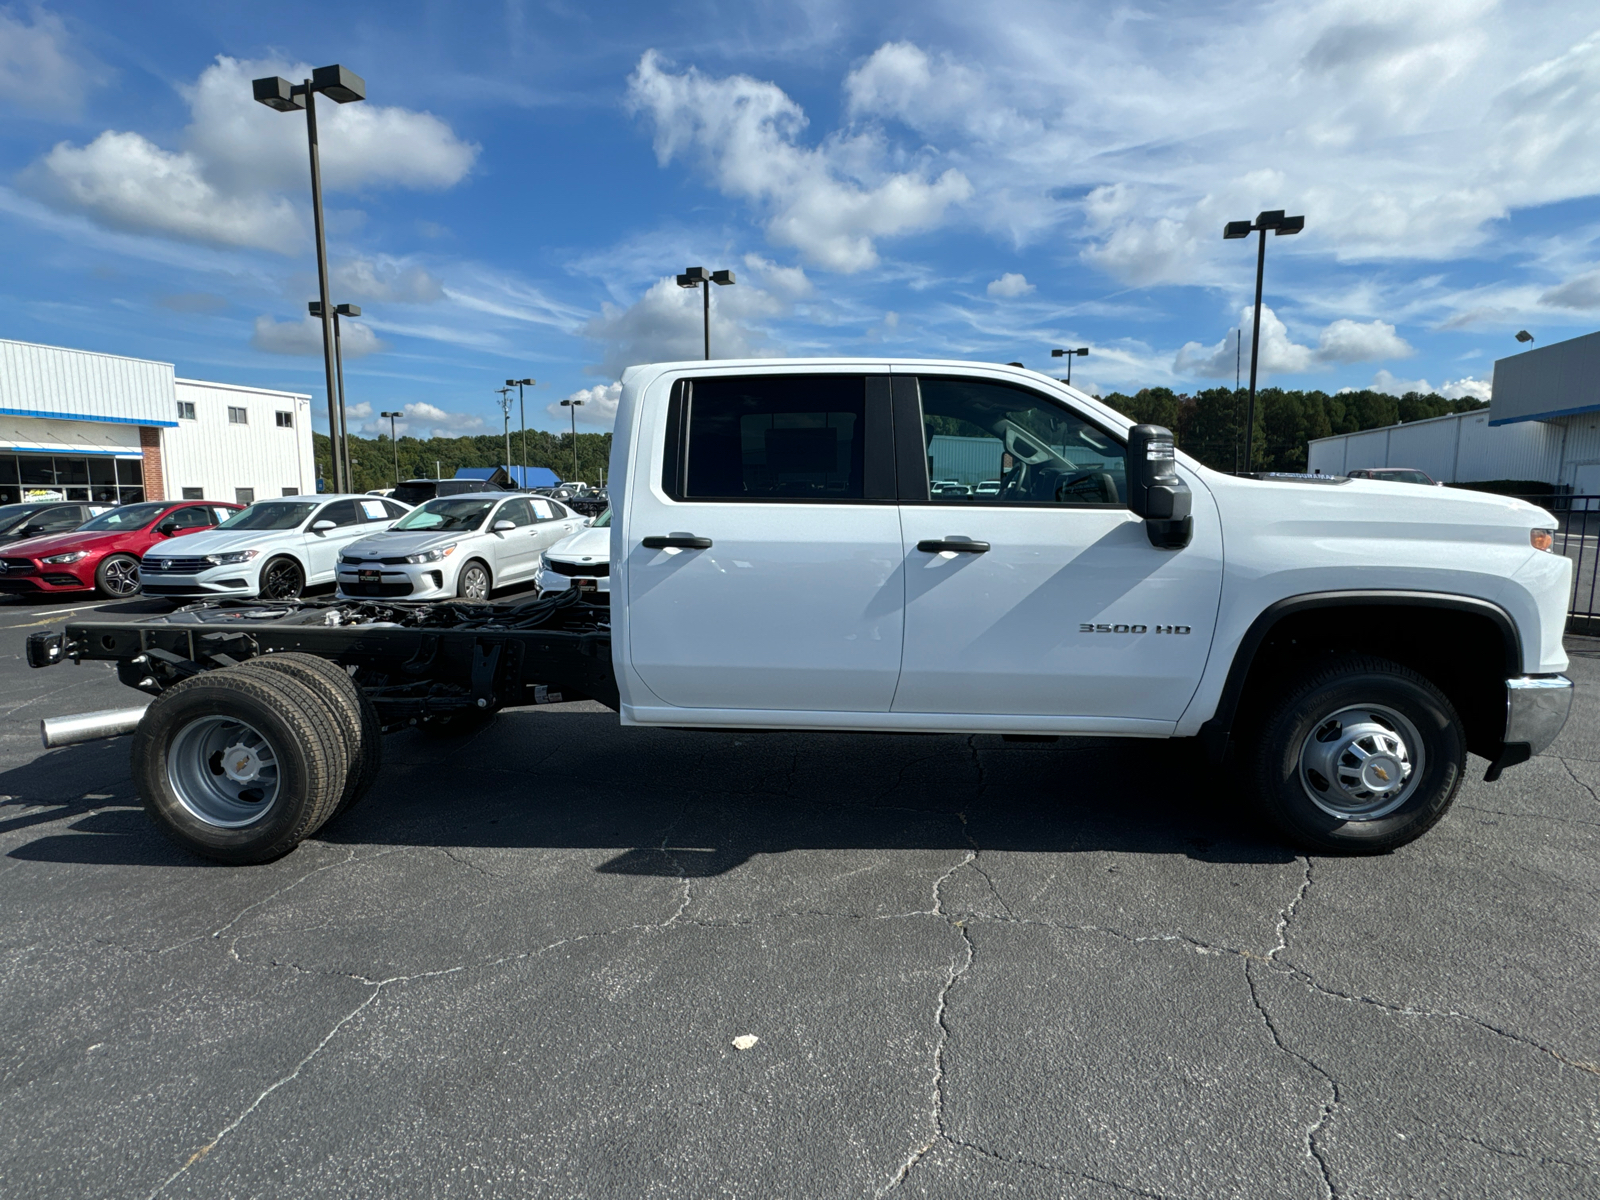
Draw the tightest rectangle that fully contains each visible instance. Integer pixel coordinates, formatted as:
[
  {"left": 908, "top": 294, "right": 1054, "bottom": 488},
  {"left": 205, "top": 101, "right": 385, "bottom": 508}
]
[{"left": 5, "top": 710, "right": 1298, "bottom": 870}]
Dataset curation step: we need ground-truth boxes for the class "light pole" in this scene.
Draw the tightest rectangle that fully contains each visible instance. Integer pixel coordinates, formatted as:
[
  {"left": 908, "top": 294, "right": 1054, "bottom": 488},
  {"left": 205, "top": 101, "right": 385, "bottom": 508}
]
[
  {"left": 1224, "top": 208, "right": 1304, "bottom": 472},
  {"left": 1051, "top": 346, "right": 1089, "bottom": 386},
  {"left": 381, "top": 410, "right": 403, "bottom": 487},
  {"left": 309, "top": 301, "right": 360, "bottom": 492},
  {"left": 494, "top": 387, "right": 515, "bottom": 480},
  {"left": 506, "top": 377, "right": 535, "bottom": 481},
  {"left": 676, "top": 266, "right": 735, "bottom": 359},
  {"left": 560, "top": 397, "right": 584, "bottom": 482},
  {"left": 253, "top": 65, "right": 366, "bottom": 494}
]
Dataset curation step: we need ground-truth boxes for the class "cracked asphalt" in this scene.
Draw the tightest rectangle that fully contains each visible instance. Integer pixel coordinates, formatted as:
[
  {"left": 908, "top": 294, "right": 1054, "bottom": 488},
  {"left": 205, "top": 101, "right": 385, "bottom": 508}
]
[{"left": 2, "top": 595, "right": 1598, "bottom": 1198}]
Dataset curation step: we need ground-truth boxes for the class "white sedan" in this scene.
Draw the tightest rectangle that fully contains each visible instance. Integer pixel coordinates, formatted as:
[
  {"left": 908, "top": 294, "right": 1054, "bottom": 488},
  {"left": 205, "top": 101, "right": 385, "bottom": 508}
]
[
  {"left": 337, "top": 493, "right": 586, "bottom": 601},
  {"left": 139, "top": 494, "right": 409, "bottom": 600},
  {"left": 535, "top": 507, "right": 611, "bottom": 600}
]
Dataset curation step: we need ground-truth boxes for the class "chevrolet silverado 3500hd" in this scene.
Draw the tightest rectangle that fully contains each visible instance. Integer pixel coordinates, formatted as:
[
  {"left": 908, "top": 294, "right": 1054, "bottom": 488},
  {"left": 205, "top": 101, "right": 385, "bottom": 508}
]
[{"left": 28, "top": 359, "right": 1574, "bottom": 864}]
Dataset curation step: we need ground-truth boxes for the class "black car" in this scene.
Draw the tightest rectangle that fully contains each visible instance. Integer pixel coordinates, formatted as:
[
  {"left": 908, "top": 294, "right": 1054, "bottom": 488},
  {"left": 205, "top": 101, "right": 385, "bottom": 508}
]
[
  {"left": 390, "top": 478, "right": 497, "bottom": 507},
  {"left": 0, "top": 502, "right": 99, "bottom": 546}
]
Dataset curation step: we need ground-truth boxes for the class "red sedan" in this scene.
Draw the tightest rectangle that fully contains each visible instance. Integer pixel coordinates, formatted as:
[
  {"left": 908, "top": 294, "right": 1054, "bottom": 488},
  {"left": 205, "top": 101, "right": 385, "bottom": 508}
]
[{"left": 0, "top": 500, "right": 241, "bottom": 598}]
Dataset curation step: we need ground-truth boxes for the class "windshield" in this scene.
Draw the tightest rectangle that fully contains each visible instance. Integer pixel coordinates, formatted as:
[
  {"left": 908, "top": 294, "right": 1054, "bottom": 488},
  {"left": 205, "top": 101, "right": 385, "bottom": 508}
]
[
  {"left": 592, "top": 508, "right": 611, "bottom": 528},
  {"left": 215, "top": 502, "right": 314, "bottom": 531},
  {"left": 1386, "top": 470, "right": 1432, "bottom": 485},
  {"left": 78, "top": 502, "right": 166, "bottom": 532},
  {"left": 392, "top": 498, "right": 495, "bottom": 532}
]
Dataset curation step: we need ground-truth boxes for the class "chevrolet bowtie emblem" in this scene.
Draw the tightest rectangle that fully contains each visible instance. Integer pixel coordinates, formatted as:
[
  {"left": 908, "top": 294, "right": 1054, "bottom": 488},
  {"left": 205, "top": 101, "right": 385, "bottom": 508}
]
[{"left": 1373, "top": 765, "right": 1390, "bottom": 782}]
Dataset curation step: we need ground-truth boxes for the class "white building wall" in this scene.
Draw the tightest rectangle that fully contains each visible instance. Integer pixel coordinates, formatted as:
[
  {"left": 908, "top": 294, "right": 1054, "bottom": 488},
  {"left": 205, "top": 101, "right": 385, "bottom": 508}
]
[
  {"left": 0, "top": 338, "right": 175, "bottom": 427},
  {"left": 164, "top": 379, "right": 314, "bottom": 503},
  {"left": 1308, "top": 408, "right": 1566, "bottom": 484}
]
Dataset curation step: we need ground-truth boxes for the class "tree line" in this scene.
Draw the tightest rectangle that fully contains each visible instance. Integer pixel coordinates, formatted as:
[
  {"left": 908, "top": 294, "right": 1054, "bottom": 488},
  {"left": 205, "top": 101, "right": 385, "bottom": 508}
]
[
  {"left": 314, "top": 429, "right": 613, "bottom": 493},
  {"left": 1099, "top": 387, "right": 1488, "bottom": 474}
]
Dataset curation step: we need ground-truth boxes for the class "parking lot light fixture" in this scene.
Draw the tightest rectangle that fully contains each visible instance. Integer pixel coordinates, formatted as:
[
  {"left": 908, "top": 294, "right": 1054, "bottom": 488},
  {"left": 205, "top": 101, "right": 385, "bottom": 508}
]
[
  {"left": 676, "top": 266, "right": 735, "bottom": 359},
  {"left": 254, "top": 64, "right": 366, "bottom": 493},
  {"left": 1051, "top": 346, "right": 1089, "bottom": 386},
  {"left": 507, "top": 378, "right": 535, "bottom": 478},
  {"left": 1516, "top": 330, "right": 1535, "bottom": 344},
  {"left": 560, "top": 397, "right": 585, "bottom": 481},
  {"left": 1223, "top": 208, "right": 1304, "bottom": 472},
  {"left": 380, "top": 411, "right": 403, "bottom": 486}
]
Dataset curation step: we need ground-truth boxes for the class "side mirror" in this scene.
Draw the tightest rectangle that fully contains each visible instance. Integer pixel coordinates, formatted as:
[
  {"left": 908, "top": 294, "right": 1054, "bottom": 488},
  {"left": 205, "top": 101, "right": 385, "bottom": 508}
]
[
  {"left": 311, "top": 519, "right": 336, "bottom": 532},
  {"left": 156, "top": 521, "right": 180, "bottom": 536},
  {"left": 492, "top": 519, "right": 515, "bottom": 532},
  {"left": 1126, "top": 425, "right": 1192, "bottom": 550}
]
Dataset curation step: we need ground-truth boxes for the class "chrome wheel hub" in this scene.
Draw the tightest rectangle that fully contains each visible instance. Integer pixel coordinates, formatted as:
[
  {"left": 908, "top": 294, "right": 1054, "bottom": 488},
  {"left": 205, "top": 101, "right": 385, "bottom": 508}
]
[
  {"left": 1298, "top": 704, "right": 1423, "bottom": 821},
  {"left": 168, "top": 716, "right": 281, "bottom": 828}
]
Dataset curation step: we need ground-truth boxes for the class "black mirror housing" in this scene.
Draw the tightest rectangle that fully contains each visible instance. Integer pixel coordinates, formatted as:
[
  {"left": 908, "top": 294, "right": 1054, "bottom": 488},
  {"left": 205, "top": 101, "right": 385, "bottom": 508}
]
[{"left": 1126, "top": 424, "right": 1193, "bottom": 549}]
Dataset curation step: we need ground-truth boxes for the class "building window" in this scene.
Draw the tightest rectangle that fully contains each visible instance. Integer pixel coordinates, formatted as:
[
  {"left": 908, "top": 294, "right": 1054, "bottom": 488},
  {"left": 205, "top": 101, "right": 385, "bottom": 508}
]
[
  {"left": 283, "top": 487, "right": 299, "bottom": 496},
  {"left": 0, "top": 454, "right": 145, "bottom": 507},
  {"left": 182, "top": 487, "right": 204, "bottom": 500},
  {"left": 275, "top": 411, "right": 294, "bottom": 428},
  {"left": 177, "top": 401, "right": 196, "bottom": 420},
  {"left": 235, "top": 487, "right": 255, "bottom": 506},
  {"left": 228, "top": 407, "right": 248, "bottom": 424}
]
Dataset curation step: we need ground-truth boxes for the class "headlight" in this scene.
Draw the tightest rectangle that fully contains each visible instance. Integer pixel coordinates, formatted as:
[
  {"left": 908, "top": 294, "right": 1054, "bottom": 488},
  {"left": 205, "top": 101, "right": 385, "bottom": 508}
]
[
  {"left": 203, "top": 550, "right": 259, "bottom": 566},
  {"left": 41, "top": 551, "right": 88, "bottom": 564},
  {"left": 538, "top": 553, "right": 550, "bottom": 572},
  {"left": 1531, "top": 528, "right": 1556, "bottom": 552},
  {"left": 405, "top": 543, "right": 456, "bottom": 564}
]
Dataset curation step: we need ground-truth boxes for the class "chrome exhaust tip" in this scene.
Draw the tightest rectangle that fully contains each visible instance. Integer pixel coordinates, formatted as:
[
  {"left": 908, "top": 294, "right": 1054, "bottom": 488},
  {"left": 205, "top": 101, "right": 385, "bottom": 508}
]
[{"left": 41, "top": 706, "right": 150, "bottom": 749}]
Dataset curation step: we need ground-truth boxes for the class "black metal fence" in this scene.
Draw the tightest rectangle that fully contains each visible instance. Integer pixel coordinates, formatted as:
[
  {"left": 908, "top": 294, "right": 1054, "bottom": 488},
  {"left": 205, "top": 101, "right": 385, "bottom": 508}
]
[{"left": 1509, "top": 495, "right": 1599, "bottom": 635}]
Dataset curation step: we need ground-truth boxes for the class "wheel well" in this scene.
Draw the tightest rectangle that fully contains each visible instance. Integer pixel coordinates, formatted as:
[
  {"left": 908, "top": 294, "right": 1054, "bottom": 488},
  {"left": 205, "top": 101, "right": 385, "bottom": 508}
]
[{"left": 1217, "top": 601, "right": 1513, "bottom": 761}]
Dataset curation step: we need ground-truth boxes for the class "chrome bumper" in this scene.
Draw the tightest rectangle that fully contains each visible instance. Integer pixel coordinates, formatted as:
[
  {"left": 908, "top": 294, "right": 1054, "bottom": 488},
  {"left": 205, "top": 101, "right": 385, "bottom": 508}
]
[{"left": 1505, "top": 675, "right": 1574, "bottom": 756}]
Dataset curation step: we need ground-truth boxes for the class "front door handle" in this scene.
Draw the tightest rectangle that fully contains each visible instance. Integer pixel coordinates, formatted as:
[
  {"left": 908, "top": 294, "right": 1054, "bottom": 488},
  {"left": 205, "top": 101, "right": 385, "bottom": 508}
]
[
  {"left": 643, "top": 535, "right": 712, "bottom": 550},
  {"left": 917, "top": 538, "right": 990, "bottom": 553}
]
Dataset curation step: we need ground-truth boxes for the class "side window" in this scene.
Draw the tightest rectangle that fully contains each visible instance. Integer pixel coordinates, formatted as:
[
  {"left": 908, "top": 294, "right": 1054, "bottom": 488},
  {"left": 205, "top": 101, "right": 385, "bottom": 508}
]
[
  {"left": 529, "top": 498, "right": 556, "bottom": 522},
  {"left": 499, "top": 499, "right": 534, "bottom": 527},
  {"left": 317, "top": 500, "right": 361, "bottom": 528},
  {"left": 916, "top": 378, "right": 1126, "bottom": 507},
  {"left": 382, "top": 500, "right": 408, "bottom": 519},
  {"left": 212, "top": 507, "right": 235, "bottom": 524},
  {"left": 38, "top": 507, "right": 81, "bottom": 532},
  {"left": 168, "top": 506, "right": 215, "bottom": 530},
  {"left": 357, "top": 498, "right": 391, "bottom": 523},
  {"left": 677, "top": 375, "right": 865, "bottom": 501}
]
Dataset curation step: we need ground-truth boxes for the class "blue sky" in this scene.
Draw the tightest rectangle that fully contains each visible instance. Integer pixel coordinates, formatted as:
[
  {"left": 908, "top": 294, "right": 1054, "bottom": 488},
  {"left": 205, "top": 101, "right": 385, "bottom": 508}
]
[{"left": 3, "top": 1, "right": 1600, "bottom": 438}]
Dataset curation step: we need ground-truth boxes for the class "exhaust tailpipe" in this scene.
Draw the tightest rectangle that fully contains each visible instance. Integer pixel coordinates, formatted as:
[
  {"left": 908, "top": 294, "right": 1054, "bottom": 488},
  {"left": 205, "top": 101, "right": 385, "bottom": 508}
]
[{"left": 41, "top": 706, "right": 150, "bottom": 749}]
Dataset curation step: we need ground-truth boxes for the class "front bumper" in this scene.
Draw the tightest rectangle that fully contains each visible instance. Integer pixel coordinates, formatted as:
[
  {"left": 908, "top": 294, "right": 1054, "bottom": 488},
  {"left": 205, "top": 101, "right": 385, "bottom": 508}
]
[
  {"left": 137, "top": 566, "right": 258, "bottom": 598},
  {"left": 0, "top": 562, "right": 92, "bottom": 592},
  {"left": 336, "top": 562, "right": 451, "bottom": 599},
  {"left": 536, "top": 566, "right": 610, "bottom": 598},
  {"left": 1485, "top": 675, "right": 1574, "bottom": 780}
]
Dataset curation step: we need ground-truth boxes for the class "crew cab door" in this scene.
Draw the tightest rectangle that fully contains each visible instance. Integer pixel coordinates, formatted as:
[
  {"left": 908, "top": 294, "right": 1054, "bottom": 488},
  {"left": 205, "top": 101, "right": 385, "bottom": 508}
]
[
  {"left": 623, "top": 371, "right": 904, "bottom": 712},
  {"left": 891, "top": 373, "right": 1222, "bottom": 725}
]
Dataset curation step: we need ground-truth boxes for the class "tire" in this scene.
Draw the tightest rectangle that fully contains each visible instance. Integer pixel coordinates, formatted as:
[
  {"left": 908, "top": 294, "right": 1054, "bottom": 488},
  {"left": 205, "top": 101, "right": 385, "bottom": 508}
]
[
  {"left": 457, "top": 559, "right": 491, "bottom": 601},
  {"left": 130, "top": 668, "right": 348, "bottom": 864},
  {"left": 96, "top": 554, "right": 141, "bottom": 598},
  {"left": 1248, "top": 655, "right": 1465, "bottom": 854},
  {"left": 237, "top": 653, "right": 383, "bottom": 821},
  {"left": 258, "top": 556, "right": 305, "bottom": 600}
]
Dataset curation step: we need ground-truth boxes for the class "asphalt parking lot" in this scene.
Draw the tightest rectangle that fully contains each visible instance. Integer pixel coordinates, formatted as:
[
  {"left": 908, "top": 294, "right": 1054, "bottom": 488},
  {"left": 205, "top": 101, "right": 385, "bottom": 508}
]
[{"left": 1, "top": 594, "right": 1597, "bottom": 1198}]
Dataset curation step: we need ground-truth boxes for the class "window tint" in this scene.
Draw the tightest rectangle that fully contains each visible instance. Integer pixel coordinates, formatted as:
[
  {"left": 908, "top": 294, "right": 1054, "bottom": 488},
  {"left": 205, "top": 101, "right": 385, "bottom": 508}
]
[
  {"left": 36, "top": 506, "right": 83, "bottom": 532},
  {"left": 381, "top": 499, "right": 407, "bottom": 519},
  {"left": 317, "top": 500, "right": 362, "bottom": 528},
  {"left": 211, "top": 507, "right": 236, "bottom": 525},
  {"left": 529, "top": 498, "right": 556, "bottom": 521},
  {"left": 917, "top": 378, "right": 1126, "bottom": 507},
  {"left": 216, "top": 502, "right": 311, "bottom": 531},
  {"left": 682, "top": 376, "right": 865, "bottom": 500},
  {"left": 498, "top": 498, "right": 534, "bottom": 527},
  {"left": 166, "top": 506, "right": 215, "bottom": 530},
  {"left": 357, "top": 498, "right": 391, "bottom": 522}
]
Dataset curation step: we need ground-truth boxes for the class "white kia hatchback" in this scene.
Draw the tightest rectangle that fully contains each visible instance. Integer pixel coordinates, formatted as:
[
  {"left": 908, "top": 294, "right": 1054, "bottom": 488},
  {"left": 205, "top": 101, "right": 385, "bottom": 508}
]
[
  {"left": 336, "top": 492, "right": 586, "bottom": 601},
  {"left": 140, "top": 495, "right": 410, "bottom": 600}
]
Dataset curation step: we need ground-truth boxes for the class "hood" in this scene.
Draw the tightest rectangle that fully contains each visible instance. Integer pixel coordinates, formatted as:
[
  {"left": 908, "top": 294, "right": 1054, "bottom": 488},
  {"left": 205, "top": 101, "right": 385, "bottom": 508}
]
[
  {"left": 142, "top": 528, "right": 300, "bottom": 559},
  {"left": 546, "top": 525, "right": 610, "bottom": 562},
  {"left": 2, "top": 530, "right": 123, "bottom": 558},
  {"left": 343, "top": 530, "right": 464, "bottom": 560}
]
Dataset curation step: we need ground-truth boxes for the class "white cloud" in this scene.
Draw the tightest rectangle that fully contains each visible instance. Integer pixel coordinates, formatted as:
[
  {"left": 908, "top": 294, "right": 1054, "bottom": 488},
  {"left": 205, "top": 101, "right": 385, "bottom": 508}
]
[
  {"left": 0, "top": 9, "right": 99, "bottom": 112},
  {"left": 1175, "top": 307, "right": 1413, "bottom": 379},
  {"left": 581, "top": 273, "right": 786, "bottom": 378},
  {"left": 251, "top": 314, "right": 384, "bottom": 357},
  {"left": 24, "top": 55, "right": 477, "bottom": 251},
  {"left": 1365, "top": 370, "right": 1491, "bottom": 400},
  {"left": 987, "top": 272, "right": 1033, "bottom": 298},
  {"left": 742, "top": 253, "right": 813, "bottom": 298},
  {"left": 627, "top": 50, "right": 971, "bottom": 272},
  {"left": 330, "top": 256, "right": 444, "bottom": 304},
  {"left": 546, "top": 382, "right": 622, "bottom": 430},
  {"left": 357, "top": 401, "right": 485, "bottom": 438}
]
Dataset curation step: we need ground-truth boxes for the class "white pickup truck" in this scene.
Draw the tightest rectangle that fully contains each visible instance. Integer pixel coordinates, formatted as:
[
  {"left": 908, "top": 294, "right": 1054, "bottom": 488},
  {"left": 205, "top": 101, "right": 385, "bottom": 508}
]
[{"left": 29, "top": 358, "right": 1574, "bottom": 865}]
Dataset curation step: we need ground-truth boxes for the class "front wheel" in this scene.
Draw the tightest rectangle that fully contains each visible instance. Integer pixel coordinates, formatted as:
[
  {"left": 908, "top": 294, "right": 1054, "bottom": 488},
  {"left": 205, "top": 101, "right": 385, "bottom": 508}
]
[
  {"left": 456, "top": 559, "right": 491, "bottom": 601},
  {"left": 96, "top": 554, "right": 141, "bottom": 598},
  {"left": 1248, "top": 655, "right": 1465, "bottom": 854},
  {"left": 258, "top": 556, "right": 304, "bottom": 600}
]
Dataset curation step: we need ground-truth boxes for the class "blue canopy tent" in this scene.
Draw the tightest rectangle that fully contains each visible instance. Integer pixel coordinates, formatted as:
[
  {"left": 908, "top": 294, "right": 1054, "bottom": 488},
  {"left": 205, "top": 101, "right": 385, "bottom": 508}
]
[{"left": 454, "top": 465, "right": 561, "bottom": 489}]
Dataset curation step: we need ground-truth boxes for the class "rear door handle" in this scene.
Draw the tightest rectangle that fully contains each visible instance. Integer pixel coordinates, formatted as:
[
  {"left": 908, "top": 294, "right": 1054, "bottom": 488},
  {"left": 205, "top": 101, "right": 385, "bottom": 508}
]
[
  {"left": 917, "top": 538, "right": 990, "bottom": 553},
  {"left": 643, "top": 535, "right": 713, "bottom": 550}
]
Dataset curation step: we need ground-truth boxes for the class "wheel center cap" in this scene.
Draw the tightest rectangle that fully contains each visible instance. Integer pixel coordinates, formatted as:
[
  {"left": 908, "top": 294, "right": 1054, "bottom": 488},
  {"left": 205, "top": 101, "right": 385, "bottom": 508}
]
[
  {"left": 1360, "top": 755, "right": 1402, "bottom": 792},
  {"left": 221, "top": 743, "right": 261, "bottom": 784}
]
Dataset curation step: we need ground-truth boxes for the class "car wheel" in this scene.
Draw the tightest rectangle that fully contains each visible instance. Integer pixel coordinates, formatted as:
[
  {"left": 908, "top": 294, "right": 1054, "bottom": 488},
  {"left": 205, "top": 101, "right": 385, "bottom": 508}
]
[
  {"left": 258, "top": 556, "right": 305, "bottom": 600},
  {"left": 457, "top": 559, "right": 491, "bottom": 601},
  {"left": 1248, "top": 655, "right": 1465, "bottom": 854},
  {"left": 95, "top": 553, "right": 141, "bottom": 598}
]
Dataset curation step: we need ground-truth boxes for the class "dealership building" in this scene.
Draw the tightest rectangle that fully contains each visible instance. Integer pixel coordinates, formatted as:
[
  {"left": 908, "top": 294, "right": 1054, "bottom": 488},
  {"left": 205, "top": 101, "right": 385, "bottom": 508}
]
[
  {"left": 0, "top": 338, "right": 314, "bottom": 507},
  {"left": 1308, "top": 330, "right": 1600, "bottom": 491}
]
